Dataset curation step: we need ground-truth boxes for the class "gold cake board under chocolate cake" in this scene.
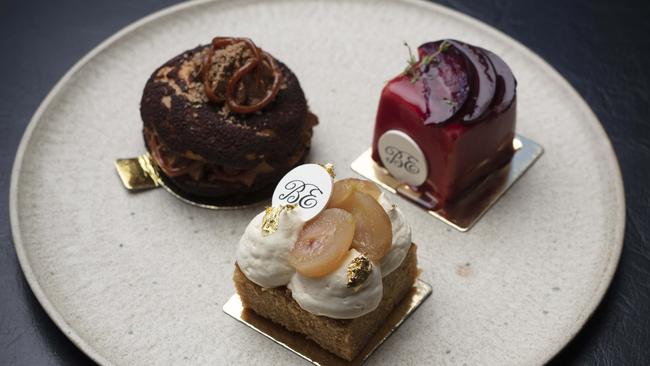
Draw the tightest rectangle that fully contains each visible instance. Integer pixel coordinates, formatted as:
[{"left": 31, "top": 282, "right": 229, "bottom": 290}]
[
  {"left": 351, "top": 134, "right": 543, "bottom": 232},
  {"left": 114, "top": 153, "right": 269, "bottom": 209},
  {"left": 223, "top": 279, "right": 431, "bottom": 366}
]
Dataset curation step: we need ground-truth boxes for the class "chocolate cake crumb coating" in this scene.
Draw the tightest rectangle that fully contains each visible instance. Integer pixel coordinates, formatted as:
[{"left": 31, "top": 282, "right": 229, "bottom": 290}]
[{"left": 140, "top": 43, "right": 316, "bottom": 199}]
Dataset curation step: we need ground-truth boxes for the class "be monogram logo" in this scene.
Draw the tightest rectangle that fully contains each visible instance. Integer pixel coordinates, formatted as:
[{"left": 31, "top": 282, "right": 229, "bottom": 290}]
[
  {"left": 378, "top": 130, "right": 428, "bottom": 186},
  {"left": 384, "top": 146, "right": 420, "bottom": 175},
  {"left": 277, "top": 180, "right": 323, "bottom": 209},
  {"left": 272, "top": 164, "right": 334, "bottom": 221}
]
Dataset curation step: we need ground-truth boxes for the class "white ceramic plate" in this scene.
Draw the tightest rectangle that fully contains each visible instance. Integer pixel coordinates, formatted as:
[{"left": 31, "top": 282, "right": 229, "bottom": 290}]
[{"left": 10, "top": 0, "right": 625, "bottom": 365}]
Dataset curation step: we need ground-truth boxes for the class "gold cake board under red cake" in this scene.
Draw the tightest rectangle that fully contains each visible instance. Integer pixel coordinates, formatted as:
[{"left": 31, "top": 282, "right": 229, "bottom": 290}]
[
  {"left": 351, "top": 135, "right": 544, "bottom": 232},
  {"left": 223, "top": 279, "right": 432, "bottom": 366}
]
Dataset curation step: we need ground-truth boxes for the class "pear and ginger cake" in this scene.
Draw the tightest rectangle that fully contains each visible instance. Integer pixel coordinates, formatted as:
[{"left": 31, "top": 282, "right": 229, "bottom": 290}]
[{"left": 234, "top": 178, "right": 417, "bottom": 361}]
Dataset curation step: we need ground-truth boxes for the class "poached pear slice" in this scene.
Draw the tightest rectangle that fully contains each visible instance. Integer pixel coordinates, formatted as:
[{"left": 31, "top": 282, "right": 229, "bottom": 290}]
[
  {"left": 332, "top": 191, "right": 392, "bottom": 262},
  {"left": 328, "top": 178, "right": 382, "bottom": 208},
  {"left": 288, "top": 208, "right": 355, "bottom": 278}
]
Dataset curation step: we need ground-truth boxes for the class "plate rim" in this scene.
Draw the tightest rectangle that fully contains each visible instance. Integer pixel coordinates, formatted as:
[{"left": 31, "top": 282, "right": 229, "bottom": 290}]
[{"left": 9, "top": 0, "right": 626, "bottom": 365}]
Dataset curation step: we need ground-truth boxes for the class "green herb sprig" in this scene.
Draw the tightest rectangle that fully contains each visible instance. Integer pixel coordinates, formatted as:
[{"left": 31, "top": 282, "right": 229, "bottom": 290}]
[{"left": 402, "top": 40, "right": 452, "bottom": 84}]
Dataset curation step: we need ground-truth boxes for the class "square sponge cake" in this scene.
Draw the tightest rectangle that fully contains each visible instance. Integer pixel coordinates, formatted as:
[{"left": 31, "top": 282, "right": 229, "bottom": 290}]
[{"left": 233, "top": 244, "right": 418, "bottom": 361}]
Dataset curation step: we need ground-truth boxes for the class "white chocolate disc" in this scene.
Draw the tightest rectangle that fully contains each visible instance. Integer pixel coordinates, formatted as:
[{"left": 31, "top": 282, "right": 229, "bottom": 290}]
[
  {"left": 272, "top": 164, "right": 333, "bottom": 221},
  {"left": 377, "top": 130, "right": 428, "bottom": 186}
]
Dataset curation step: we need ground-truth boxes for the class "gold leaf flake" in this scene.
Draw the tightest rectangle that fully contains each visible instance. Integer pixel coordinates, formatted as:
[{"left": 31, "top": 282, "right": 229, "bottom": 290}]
[
  {"left": 346, "top": 255, "right": 373, "bottom": 289},
  {"left": 318, "top": 163, "right": 336, "bottom": 179},
  {"left": 261, "top": 205, "right": 295, "bottom": 236}
]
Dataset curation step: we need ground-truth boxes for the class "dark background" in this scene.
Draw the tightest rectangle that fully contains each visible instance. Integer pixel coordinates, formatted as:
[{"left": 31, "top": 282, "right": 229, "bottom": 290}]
[{"left": 1, "top": 0, "right": 649, "bottom": 364}]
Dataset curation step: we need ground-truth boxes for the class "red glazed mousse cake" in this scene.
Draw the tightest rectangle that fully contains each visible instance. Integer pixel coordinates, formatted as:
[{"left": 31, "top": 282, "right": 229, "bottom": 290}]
[{"left": 372, "top": 39, "right": 517, "bottom": 207}]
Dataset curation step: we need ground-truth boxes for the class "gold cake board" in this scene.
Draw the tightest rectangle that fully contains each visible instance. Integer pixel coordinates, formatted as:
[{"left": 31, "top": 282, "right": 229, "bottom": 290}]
[
  {"left": 223, "top": 279, "right": 432, "bottom": 366},
  {"left": 351, "top": 135, "right": 543, "bottom": 232},
  {"left": 114, "top": 153, "right": 269, "bottom": 209}
]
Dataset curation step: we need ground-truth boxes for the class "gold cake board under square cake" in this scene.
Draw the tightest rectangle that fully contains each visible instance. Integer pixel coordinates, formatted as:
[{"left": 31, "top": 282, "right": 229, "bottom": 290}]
[
  {"left": 351, "top": 135, "right": 543, "bottom": 232},
  {"left": 223, "top": 279, "right": 432, "bottom": 366}
]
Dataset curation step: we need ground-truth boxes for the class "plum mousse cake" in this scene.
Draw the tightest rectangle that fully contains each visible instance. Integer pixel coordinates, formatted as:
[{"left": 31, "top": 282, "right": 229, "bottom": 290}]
[
  {"left": 140, "top": 37, "right": 317, "bottom": 202},
  {"left": 372, "top": 39, "right": 517, "bottom": 207},
  {"left": 234, "top": 178, "right": 417, "bottom": 361}
]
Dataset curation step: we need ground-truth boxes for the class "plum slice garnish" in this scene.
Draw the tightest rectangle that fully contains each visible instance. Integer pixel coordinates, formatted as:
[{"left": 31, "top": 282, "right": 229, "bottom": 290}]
[
  {"left": 447, "top": 40, "right": 497, "bottom": 122},
  {"left": 414, "top": 41, "right": 470, "bottom": 125},
  {"left": 483, "top": 49, "right": 516, "bottom": 113},
  {"left": 288, "top": 208, "right": 355, "bottom": 277}
]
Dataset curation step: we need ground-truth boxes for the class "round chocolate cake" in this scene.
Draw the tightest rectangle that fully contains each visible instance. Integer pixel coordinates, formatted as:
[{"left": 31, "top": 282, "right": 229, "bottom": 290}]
[{"left": 140, "top": 37, "right": 317, "bottom": 203}]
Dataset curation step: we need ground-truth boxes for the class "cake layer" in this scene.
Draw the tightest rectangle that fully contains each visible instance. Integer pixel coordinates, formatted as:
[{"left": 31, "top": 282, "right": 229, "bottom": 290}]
[
  {"left": 233, "top": 244, "right": 418, "bottom": 361},
  {"left": 143, "top": 117, "right": 313, "bottom": 198}
]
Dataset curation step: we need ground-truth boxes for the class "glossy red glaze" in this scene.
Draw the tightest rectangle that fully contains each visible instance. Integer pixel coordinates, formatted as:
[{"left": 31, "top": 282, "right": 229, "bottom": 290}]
[{"left": 372, "top": 40, "right": 516, "bottom": 207}]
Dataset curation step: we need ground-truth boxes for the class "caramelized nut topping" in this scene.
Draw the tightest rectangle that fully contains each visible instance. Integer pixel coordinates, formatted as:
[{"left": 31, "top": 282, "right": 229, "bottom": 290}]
[{"left": 202, "top": 37, "right": 283, "bottom": 114}]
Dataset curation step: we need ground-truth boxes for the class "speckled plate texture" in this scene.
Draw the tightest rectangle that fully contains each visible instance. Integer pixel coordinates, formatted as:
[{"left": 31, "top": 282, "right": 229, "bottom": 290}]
[{"left": 10, "top": 0, "right": 625, "bottom": 365}]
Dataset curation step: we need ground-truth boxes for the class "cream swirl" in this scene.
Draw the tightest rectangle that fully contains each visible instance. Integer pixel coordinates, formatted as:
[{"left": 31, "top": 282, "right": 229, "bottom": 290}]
[
  {"left": 378, "top": 193, "right": 412, "bottom": 276},
  {"left": 236, "top": 191, "right": 412, "bottom": 318},
  {"left": 236, "top": 209, "right": 304, "bottom": 288},
  {"left": 287, "top": 249, "right": 383, "bottom": 319}
]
